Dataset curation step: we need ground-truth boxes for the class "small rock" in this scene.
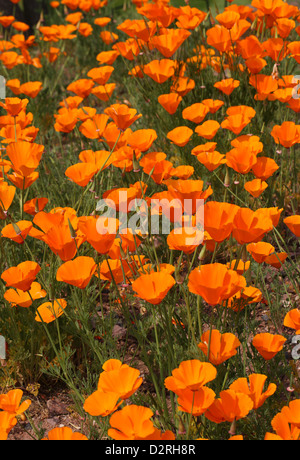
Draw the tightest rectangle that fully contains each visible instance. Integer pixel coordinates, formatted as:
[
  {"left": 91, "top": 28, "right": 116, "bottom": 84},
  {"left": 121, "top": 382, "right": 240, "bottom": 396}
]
[{"left": 46, "top": 398, "right": 69, "bottom": 416}]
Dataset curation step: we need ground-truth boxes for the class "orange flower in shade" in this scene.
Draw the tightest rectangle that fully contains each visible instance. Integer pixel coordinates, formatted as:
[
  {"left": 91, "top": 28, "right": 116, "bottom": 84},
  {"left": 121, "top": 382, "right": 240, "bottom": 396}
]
[
  {"left": 227, "top": 260, "right": 250, "bottom": 275},
  {"left": 166, "top": 126, "right": 193, "bottom": 147},
  {"left": 108, "top": 405, "right": 156, "bottom": 440},
  {"left": 1, "top": 261, "right": 41, "bottom": 291},
  {"left": 143, "top": 59, "right": 176, "bottom": 84},
  {"left": 0, "top": 411, "right": 17, "bottom": 441},
  {"left": 270, "top": 121, "right": 300, "bottom": 148},
  {"left": 244, "top": 179, "right": 268, "bottom": 197},
  {"left": 202, "top": 99, "right": 224, "bottom": 114},
  {"left": 204, "top": 201, "right": 239, "bottom": 242},
  {"left": 264, "top": 252, "right": 288, "bottom": 269},
  {"left": 167, "top": 227, "right": 204, "bottom": 254},
  {"left": 6, "top": 141, "right": 44, "bottom": 177},
  {"left": 284, "top": 215, "right": 300, "bottom": 237},
  {"left": 139, "top": 151, "right": 173, "bottom": 184},
  {"left": 54, "top": 109, "right": 78, "bottom": 133},
  {"left": 188, "top": 263, "right": 246, "bottom": 306},
  {"left": 251, "top": 156, "right": 279, "bottom": 181},
  {"left": 198, "top": 329, "right": 241, "bottom": 365},
  {"left": 171, "top": 76, "right": 195, "bottom": 97},
  {"left": 97, "top": 258, "right": 131, "bottom": 284},
  {"left": 229, "top": 374, "right": 277, "bottom": 410},
  {"left": 177, "top": 387, "right": 216, "bottom": 416},
  {"left": 104, "top": 104, "right": 142, "bottom": 131},
  {"left": 131, "top": 271, "right": 175, "bottom": 305},
  {"left": 92, "top": 83, "right": 116, "bottom": 102},
  {"left": 56, "top": 256, "right": 97, "bottom": 289},
  {"left": 0, "top": 16, "right": 15, "bottom": 28},
  {"left": 24, "top": 197, "right": 48, "bottom": 216},
  {"left": 246, "top": 242, "right": 275, "bottom": 263},
  {"left": 195, "top": 120, "right": 220, "bottom": 140},
  {"left": 164, "top": 359, "right": 217, "bottom": 394},
  {"left": 4, "top": 282, "right": 46, "bottom": 308},
  {"left": 83, "top": 390, "right": 122, "bottom": 417},
  {"left": 204, "top": 389, "right": 253, "bottom": 423},
  {"left": 78, "top": 216, "right": 119, "bottom": 254},
  {"left": 150, "top": 28, "right": 191, "bottom": 58},
  {"left": 182, "top": 103, "right": 209, "bottom": 124},
  {"left": 35, "top": 299, "right": 67, "bottom": 323},
  {"left": 232, "top": 208, "right": 273, "bottom": 245},
  {"left": 252, "top": 333, "right": 287, "bottom": 360},
  {"left": 226, "top": 146, "right": 258, "bottom": 174},
  {"left": 0, "top": 389, "right": 31, "bottom": 416},
  {"left": 283, "top": 309, "right": 300, "bottom": 334},
  {"left": 1, "top": 220, "right": 33, "bottom": 244},
  {"left": 42, "top": 427, "right": 88, "bottom": 441},
  {"left": 214, "top": 78, "right": 240, "bottom": 95},
  {"left": 157, "top": 93, "right": 182, "bottom": 114}
]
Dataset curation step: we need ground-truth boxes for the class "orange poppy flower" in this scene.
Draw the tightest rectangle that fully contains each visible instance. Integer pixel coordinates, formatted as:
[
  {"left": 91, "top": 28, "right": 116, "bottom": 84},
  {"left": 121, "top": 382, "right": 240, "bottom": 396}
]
[
  {"left": 54, "top": 109, "right": 78, "bottom": 133},
  {"left": 167, "top": 126, "right": 193, "bottom": 147},
  {"left": 35, "top": 299, "right": 67, "bottom": 323},
  {"left": 251, "top": 156, "right": 279, "bottom": 180},
  {"left": 83, "top": 390, "right": 122, "bottom": 417},
  {"left": 271, "top": 121, "right": 300, "bottom": 148},
  {"left": 104, "top": 104, "right": 142, "bottom": 131},
  {"left": 167, "top": 227, "right": 204, "bottom": 254},
  {"left": 42, "top": 427, "right": 88, "bottom": 441},
  {"left": 249, "top": 74, "right": 278, "bottom": 100},
  {"left": 112, "top": 38, "right": 141, "bottom": 61},
  {"left": 65, "top": 162, "right": 97, "bottom": 187},
  {"left": 143, "top": 59, "right": 175, "bottom": 84},
  {"left": 0, "top": 411, "right": 17, "bottom": 440},
  {"left": 164, "top": 178, "right": 212, "bottom": 215},
  {"left": 4, "top": 281, "right": 46, "bottom": 308},
  {"left": 252, "top": 333, "right": 287, "bottom": 360},
  {"left": 19, "top": 81, "right": 42, "bottom": 99},
  {"left": 214, "top": 78, "right": 240, "bottom": 95},
  {"left": 245, "top": 56, "right": 267, "bottom": 74},
  {"left": 205, "top": 389, "right": 253, "bottom": 423},
  {"left": 1, "top": 261, "right": 41, "bottom": 291},
  {"left": 195, "top": 120, "right": 220, "bottom": 140},
  {"left": 264, "top": 252, "right": 288, "bottom": 269},
  {"left": 244, "top": 179, "right": 268, "bottom": 197},
  {"left": 127, "top": 128, "right": 157, "bottom": 152},
  {"left": 139, "top": 152, "right": 173, "bottom": 184},
  {"left": 87, "top": 66, "right": 114, "bottom": 85},
  {"left": 256, "top": 206, "right": 283, "bottom": 228},
  {"left": 191, "top": 142, "right": 217, "bottom": 156},
  {"left": 79, "top": 113, "right": 109, "bottom": 140},
  {"left": 67, "top": 79, "right": 95, "bottom": 99},
  {"left": 7, "top": 171, "right": 39, "bottom": 190},
  {"left": 91, "top": 83, "right": 116, "bottom": 102},
  {"left": 182, "top": 103, "right": 209, "bottom": 124},
  {"left": 188, "top": 263, "right": 246, "bottom": 306},
  {"left": 171, "top": 76, "right": 195, "bottom": 96},
  {"left": 157, "top": 92, "right": 182, "bottom": 114},
  {"left": 283, "top": 309, "right": 300, "bottom": 334},
  {"left": 284, "top": 215, "right": 300, "bottom": 237},
  {"left": 0, "top": 389, "right": 31, "bottom": 416},
  {"left": 131, "top": 271, "right": 175, "bottom": 305},
  {"left": 202, "top": 99, "right": 224, "bottom": 114},
  {"left": 77, "top": 216, "right": 119, "bottom": 254},
  {"left": 0, "top": 181, "right": 16, "bottom": 218},
  {"left": 108, "top": 405, "right": 155, "bottom": 440},
  {"left": 98, "top": 364, "right": 143, "bottom": 400},
  {"left": 206, "top": 25, "right": 231, "bottom": 53},
  {"left": 232, "top": 208, "right": 273, "bottom": 244},
  {"left": 170, "top": 165, "right": 194, "bottom": 180},
  {"left": 246, "top": 242, "right": 275, "bottom": 263},
  {"left": 263, "top": 37, "right": 288, "bottom": 62},
  {"left": 12, "top": 21, "right": 30, "bottom": 32},
  {"left": 177, "top": 387, "right": 216, "bottom": 416},
  {"left": 1, "top": 220, "right": 33, "bottom": 243},
  {"left": 96, "top": 50, "right": 119, "bottom": 65},
  {"left": 204, "top": 201, "right": 239, "bottom": 242},
  {"left": 198, "top": 329, "right": 241, "bottom": 365},
  {"left": 97, "top": 258, "right": 131, "bottom": 284},
  {"left": 94, "top": 17, "right": 111, "bottom": 27},
  {"left": 0, "top": 97, "right": 28, "bottom": 117},
  {"left": 56, "top": 256, "right": 97, "bottom": 289},
  {"left": 165, "top": 359, "right": 217, "bottom": 394},
  {"left": 0, "top": 16, "right": 15, "bottom": 28},
  {"left": 150, "top": 28, "right": 191, "bottom": 58},
  {"left": 221, "top": 113, "right": 252, "bottom": 135},
  {"left": 100, "top": 31, "right": 118, "bottom": 45},
  {"left": 6, "top": 141, "right": 44, "bottom": 177},
  {"left": 196, "top": 150, "right": 226, "bottom": 172},
  {"left": 230, "top": 374, "right": 276, "bottom": 410},
  {"left": 226, "top": 259, "right": 250, "bottom": 275}
]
